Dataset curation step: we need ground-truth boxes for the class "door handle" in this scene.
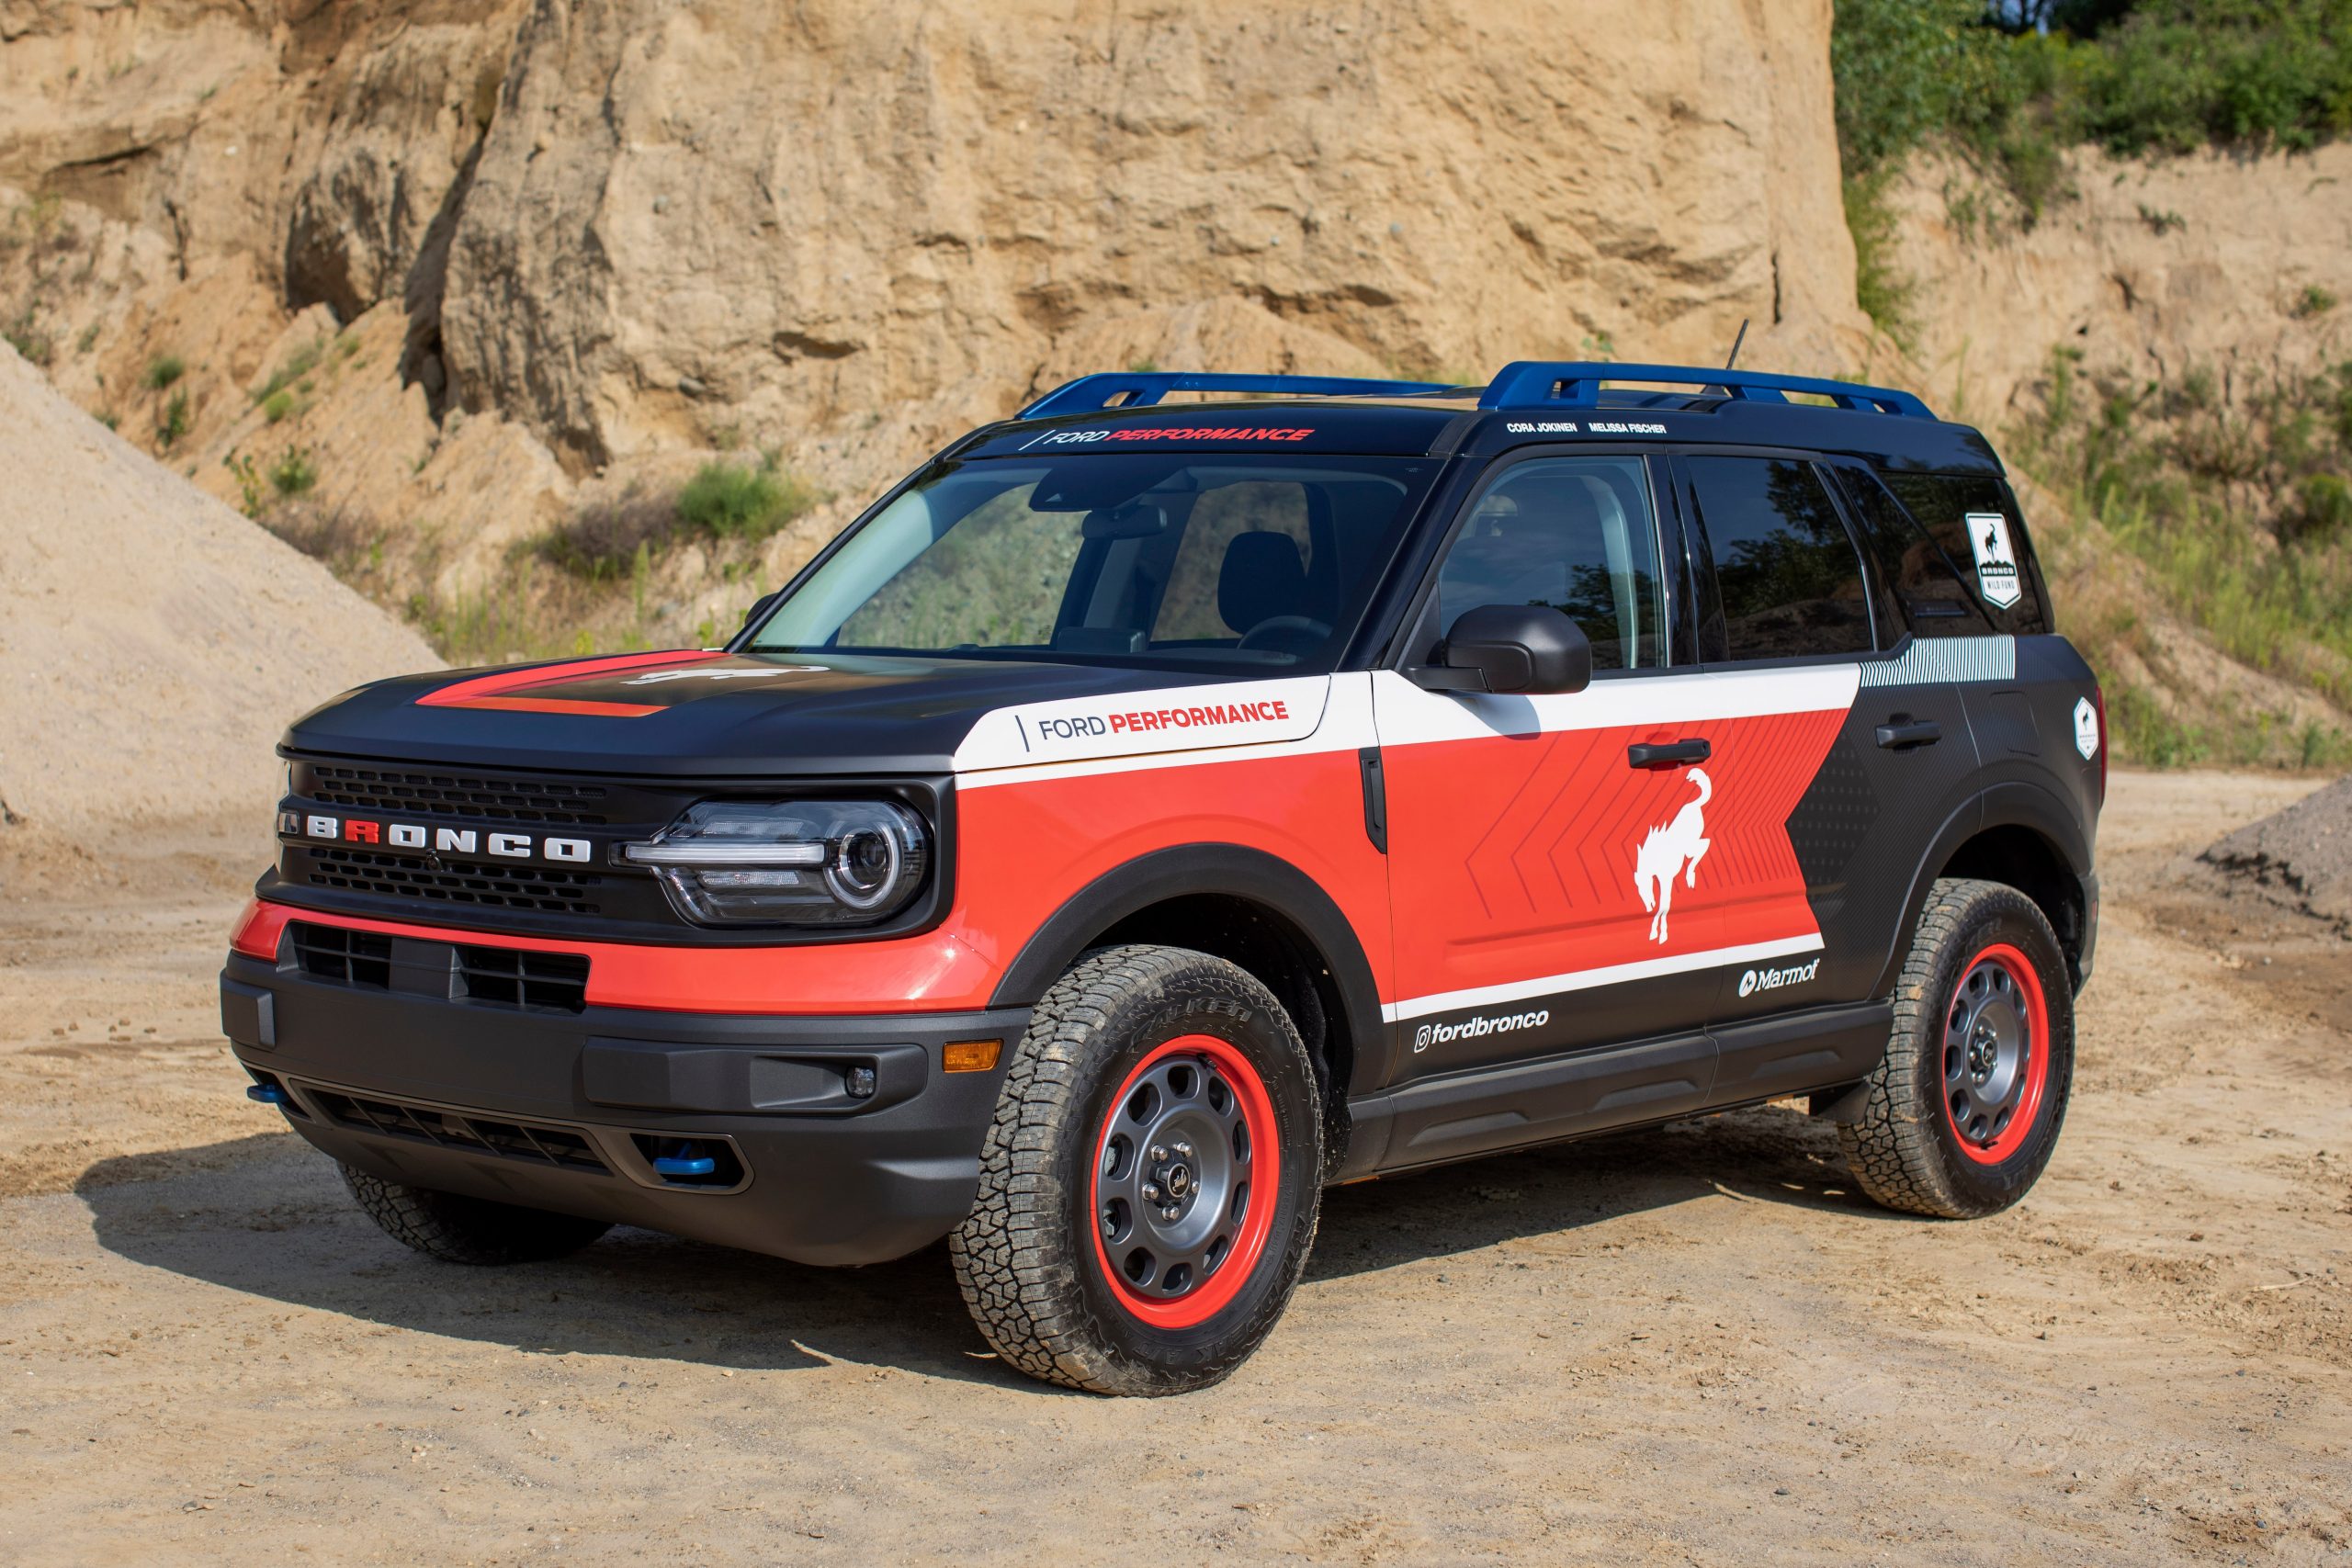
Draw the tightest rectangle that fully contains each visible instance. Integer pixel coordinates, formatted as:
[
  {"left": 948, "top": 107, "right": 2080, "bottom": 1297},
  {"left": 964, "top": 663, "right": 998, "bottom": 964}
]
[
  {"left": 1627, "top": 739, "right": 1711, "bottom": 769},
  {"left": 1874, "top": 717, "right": 1942, "bottom": 750}
]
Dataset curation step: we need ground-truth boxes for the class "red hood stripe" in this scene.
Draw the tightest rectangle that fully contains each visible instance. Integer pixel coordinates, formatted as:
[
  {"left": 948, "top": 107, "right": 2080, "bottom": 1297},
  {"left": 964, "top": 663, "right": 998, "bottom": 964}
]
[{"left": 416, "top": 649, "right": 717, "bottom": 711}]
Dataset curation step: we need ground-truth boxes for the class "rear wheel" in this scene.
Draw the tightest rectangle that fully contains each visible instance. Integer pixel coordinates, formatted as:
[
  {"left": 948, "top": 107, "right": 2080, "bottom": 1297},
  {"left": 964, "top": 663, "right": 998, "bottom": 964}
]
[
  {"left": 950, "top": 945, "right": 1323, "bottom": 1395},
  {"left": 1840, "top": 877, "right": 2075, "bottom": 1218},
  {"left": 342, "top": 1165, "right": 612, "bottom": 1264}
]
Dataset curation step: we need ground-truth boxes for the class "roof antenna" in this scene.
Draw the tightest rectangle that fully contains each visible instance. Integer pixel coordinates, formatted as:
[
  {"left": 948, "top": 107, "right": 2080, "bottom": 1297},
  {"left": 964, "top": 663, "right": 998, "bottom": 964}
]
[{"left": 1724, "top": 318, "right": 1750, "bottom": 371}]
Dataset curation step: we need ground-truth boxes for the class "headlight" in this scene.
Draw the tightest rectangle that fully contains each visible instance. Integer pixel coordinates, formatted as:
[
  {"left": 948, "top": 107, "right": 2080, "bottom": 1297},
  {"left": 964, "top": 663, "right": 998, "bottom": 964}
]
[{"left": 621, "top": 800, "right": 930, "bottom": 927}]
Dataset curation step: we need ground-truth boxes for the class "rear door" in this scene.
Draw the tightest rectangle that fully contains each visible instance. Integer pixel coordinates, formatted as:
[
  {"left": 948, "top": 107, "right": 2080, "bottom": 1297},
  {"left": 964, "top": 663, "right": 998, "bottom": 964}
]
[
  {"left": 1676, "top": 456, "right": 1984, "bottom": 1090},
  {"left": 1371, "top": 450, "right": 1856, "bottom": 1088}
]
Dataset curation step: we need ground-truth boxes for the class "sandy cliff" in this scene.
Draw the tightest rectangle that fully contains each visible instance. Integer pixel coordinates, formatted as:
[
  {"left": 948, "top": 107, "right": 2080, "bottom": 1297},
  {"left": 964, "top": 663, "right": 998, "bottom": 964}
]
[{"left": 0, "top": 0, "right": 1868, "bottom": 611}]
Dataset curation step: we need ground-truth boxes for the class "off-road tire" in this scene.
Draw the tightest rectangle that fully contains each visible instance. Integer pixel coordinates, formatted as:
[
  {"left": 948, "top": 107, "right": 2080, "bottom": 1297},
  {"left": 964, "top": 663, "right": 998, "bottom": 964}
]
[
  {"left": 341, "top": 1165, "right": 613, "bottom": 1265},
  {"left": 949, "top": 945, "right": 1323, "bottom": 1395},
  {"left": 1840, "top": 877, "right": 2075, "bottom": 1219}
]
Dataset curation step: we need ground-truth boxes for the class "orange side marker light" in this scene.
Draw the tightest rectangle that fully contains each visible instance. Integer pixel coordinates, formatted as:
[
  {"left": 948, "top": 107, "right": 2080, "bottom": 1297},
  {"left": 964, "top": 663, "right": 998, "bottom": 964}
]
[{"left": 942, "top": 1039, "right": 1002, "bottom": 1074}]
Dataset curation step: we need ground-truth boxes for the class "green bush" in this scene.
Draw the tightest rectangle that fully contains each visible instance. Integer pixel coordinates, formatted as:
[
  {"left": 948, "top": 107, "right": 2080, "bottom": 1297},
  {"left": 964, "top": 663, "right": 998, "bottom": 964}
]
[
  {"left": 536, "top": 455, "right": 825, "bottom": 581},
  {"left": 143, "top": 354, "right": 185, "bottom": 390},
  {"left": 262, "top": 389, "right": 294, "bottom": 423},
  {"left": 268, "top": 446, "right": 317, "bottom": 497},
  {"left": 155, "top": 389, "right": 190, "bottom": 450},
  {"left": 254, "top": 337, "right": 323, "bottom": 404},
  {"left": 675, "top": 454, "right": 821, "bottom": 540},
  {"left": 1834, "top": 0, "right": 2352, "bottom": 217}
]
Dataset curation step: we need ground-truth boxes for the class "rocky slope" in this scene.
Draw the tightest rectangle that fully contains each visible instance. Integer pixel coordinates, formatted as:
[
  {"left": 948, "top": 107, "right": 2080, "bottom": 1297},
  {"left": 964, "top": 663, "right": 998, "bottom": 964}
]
[
  {"left": 1889, "top": 144, "right": 2352, "bottom": 426},
  {"left": 0, "top": 0, "right": 1867, "bottom": 641}
]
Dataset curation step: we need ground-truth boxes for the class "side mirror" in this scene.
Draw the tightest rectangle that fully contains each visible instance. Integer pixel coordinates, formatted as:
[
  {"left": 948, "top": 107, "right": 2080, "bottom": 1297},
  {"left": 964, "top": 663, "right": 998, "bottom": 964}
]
[
  {"left": 1420, "top": 604, "right": 1591, "bottom": 694},
  {"left": 740, "top": 591, "right": 780, "bottom": 630}
]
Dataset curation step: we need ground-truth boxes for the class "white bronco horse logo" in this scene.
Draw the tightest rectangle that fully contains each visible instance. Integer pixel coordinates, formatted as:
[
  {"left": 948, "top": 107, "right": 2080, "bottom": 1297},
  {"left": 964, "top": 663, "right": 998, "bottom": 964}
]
[{"left": 1633, "top": 767, "right": 1712, "bottom": 944}]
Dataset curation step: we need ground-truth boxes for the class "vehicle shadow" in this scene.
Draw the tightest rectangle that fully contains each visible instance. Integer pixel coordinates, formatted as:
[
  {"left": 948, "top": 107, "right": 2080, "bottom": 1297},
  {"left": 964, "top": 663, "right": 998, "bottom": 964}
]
[{"left": 74, "top": 1102, "right": 1871, "bottom": 1384}]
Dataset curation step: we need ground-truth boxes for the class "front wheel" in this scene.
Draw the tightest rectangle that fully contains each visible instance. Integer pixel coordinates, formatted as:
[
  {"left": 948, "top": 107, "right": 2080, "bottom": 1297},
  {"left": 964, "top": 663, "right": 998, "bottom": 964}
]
[
  {"left": 949, "top": 945, "right": 1323, "bottom": 1395},
  {"left": 1840, "top": 877, "right": 2075, "bottom": 1218}
]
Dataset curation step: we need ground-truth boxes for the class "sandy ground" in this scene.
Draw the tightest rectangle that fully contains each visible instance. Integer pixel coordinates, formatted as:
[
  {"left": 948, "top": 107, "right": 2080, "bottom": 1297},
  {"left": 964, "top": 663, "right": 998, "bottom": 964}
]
[{"left": 1, "top": 770, "right": 2346, "bottom": 1566}]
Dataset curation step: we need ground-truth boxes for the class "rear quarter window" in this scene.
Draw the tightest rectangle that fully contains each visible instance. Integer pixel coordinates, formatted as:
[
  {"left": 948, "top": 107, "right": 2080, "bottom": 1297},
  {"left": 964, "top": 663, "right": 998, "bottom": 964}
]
[
  {"left": 1831, "top": 465, "right": 1995, "bottom": 638},
  {"left": 1878, "top": 470, "right": 2053, "bottom": 636}
]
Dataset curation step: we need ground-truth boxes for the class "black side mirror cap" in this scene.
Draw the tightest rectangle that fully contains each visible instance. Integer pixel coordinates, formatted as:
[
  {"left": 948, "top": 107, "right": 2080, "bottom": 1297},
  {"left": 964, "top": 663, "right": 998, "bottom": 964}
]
[
  {"left": 740, "top": 591, "right": 781, "bottom": 631},
  {"left": 1413, "top": 604, "right": 1592, "bottom": 695}
]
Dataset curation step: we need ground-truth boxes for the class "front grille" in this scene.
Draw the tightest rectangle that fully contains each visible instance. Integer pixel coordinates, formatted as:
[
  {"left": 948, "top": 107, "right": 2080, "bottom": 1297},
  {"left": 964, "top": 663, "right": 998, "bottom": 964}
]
[
  {"left": 455, "top": 944, "right": 591, "bottom": 1014},
  {"left": 291, "top": 922, "right": 391, "bottom": 988},
  {"left": 305, "top": 847, "right": 603, "bottom": 916},
  {"left": 308, "top": 764, "right": 609, "bottom": 825},
  {"left": 308, "top": 1087, "right": 611, "bottom": 1175}
]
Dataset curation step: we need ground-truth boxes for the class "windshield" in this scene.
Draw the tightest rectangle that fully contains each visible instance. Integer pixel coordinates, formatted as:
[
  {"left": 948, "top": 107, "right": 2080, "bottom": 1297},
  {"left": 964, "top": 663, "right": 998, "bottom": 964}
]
[{"left": 746, "top": 454, "right": 1438, "bottom": 672}]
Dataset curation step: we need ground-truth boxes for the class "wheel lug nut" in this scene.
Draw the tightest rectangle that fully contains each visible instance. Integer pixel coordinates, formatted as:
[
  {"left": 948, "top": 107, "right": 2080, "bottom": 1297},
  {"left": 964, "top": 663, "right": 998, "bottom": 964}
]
[
  {"left": 1160, "top": 1205, "right": 1180, "bottom": 1221},
  {"left": 1149, "top": 1145, "right": 1169, "bottom": 1162},
  {"left": 1140, "top": 1182, "right": 1159, "bottom": 1201},
  {"left": 1172, "top": 1141, "right": 1193, "bottom": 1158}
]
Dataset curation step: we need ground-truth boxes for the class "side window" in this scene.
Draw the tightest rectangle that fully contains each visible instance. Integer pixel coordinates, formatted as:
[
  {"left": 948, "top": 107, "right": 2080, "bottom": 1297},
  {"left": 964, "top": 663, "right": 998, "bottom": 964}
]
[
  {"left": 1879, "top": 471, "right": 2052, "bottom": 634},
  {"left": 1684, "top": 456, "right": 1875, "bottom": 660},
  {"left": 1832, "top": 465, "right": 1994, "bottom": 637},
  {"left": 1431, "top": 457, "right": 1664, "bottom": 671}
]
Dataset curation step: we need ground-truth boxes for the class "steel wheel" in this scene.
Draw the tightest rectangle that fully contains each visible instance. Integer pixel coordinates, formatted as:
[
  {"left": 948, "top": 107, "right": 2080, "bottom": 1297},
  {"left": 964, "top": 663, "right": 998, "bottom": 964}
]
[
  {"left": 1090, "top": 1034, "right": 1280, "bottom": 1329},
  {"left": 1940, "top": 942, "right": 2050, "bottom": 1165}
]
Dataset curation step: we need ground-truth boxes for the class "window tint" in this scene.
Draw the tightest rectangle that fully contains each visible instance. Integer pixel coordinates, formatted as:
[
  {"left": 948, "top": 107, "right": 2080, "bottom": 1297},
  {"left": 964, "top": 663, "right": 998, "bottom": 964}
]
[
  {"left": 1432, "top": 457, "right": 1664, "bottom": 671},
  {"left": 1832, "top": 466, "right": 1993, "bottom": 637},
  {"left": 1879, "top": 471, "right": 2051, "bottom": 634},
  {"left": 1684, "top": 457, "right": 1874, "bottom": 660}
]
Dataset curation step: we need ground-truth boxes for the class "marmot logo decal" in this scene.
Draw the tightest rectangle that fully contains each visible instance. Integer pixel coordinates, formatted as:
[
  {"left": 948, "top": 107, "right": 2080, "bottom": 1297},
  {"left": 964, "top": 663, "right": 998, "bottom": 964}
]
[{"left": 1633, "top": 767, "right": 1713, "bottom": 944}]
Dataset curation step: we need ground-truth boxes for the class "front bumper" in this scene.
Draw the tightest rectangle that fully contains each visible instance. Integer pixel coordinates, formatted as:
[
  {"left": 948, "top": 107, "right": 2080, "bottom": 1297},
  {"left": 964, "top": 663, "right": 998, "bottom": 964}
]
[{"left": 220, "top": 939, "right": 1026, "bottom": 1268}]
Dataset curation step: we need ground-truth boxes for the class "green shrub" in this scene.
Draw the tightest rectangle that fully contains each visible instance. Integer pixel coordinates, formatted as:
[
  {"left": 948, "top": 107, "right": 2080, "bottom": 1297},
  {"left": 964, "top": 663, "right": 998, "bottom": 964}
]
[
  {"left": 4, "top": 308, "right": 53, "bottom": 367},
  {"left": 254, "top": 336, "right": 323, "bottom": 404},
  {"left": 1834, "top": 0, "right": 2352, "bottom": 220},
  {"left": 262, "top": 389, "right": 294, "bottom": 423},
  {"left": 675, "top": 454, "right": 822, "bottom": 540},
  {"left": 2294, "top": 283, "right": 2338, "bottom": 319},
  {"left": 143, "top": 354, "right": 185, "bottom": 390},
  {"left": 268, "top": 446, "right": 317, "bottom": 497},
  {"left": 155, "top": 389, "right": 190, "bottom": 450}
]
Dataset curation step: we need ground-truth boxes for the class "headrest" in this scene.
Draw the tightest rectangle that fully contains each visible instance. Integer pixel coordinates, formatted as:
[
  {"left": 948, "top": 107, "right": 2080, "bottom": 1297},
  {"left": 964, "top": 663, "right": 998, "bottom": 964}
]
[{"left": 1217, "top": 531, "right": 1310, "bottom": 635}]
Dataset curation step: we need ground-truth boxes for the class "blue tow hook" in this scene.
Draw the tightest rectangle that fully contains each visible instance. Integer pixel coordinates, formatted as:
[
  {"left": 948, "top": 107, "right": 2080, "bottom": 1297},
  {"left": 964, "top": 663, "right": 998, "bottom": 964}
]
[
  {"left": 652, "top": 1144, "right": 717, "bottom": 1179},
  {"left": 246, "top": 1082, "right": 290, "bottom": 1106}
]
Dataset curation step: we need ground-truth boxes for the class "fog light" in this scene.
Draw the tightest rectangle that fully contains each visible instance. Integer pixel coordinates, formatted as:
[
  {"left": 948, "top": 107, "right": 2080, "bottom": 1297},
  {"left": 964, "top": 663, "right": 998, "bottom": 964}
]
[
  {"left": 844, "top": 1066, "right": 877, "bottom": 1100},
  {"left": 942, "top": 1039, "right": 1001, "bottom": 1074}
]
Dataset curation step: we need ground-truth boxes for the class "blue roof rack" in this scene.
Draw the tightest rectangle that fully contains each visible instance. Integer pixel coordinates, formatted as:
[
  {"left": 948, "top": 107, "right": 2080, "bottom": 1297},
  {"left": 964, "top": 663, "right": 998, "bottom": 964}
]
[
  {"left": 1016, "top": 362, "right": 1936, "bottom": 423},
  {"left": 1019, "top": 371, "right": 1459, "bottom": 421},
  {"left": 1480, "top": 361, "right": 1934, "bottom": 419}
]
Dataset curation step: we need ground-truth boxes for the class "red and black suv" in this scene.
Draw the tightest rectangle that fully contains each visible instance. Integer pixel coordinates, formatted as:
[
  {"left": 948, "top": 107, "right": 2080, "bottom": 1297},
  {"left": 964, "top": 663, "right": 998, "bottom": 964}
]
[{"left": 222, "top": 363, "right": 2104, "bottom": 1393}]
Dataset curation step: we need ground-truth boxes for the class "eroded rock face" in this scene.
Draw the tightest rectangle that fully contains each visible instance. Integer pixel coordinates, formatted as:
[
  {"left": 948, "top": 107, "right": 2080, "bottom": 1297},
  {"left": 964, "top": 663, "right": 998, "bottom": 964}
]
[
  {"left": 1891, "top": 145, "right": 2352, "bottom": 424},
  {"left": 441, "top": 0, "right": 1867, "bottom": 469}
]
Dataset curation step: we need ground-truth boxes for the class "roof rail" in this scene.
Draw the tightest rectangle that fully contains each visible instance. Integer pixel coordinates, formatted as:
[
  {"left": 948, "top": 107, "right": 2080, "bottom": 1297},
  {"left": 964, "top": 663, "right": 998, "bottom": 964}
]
[
  {"left": 1480, "top": 361, "right": 1935, "bottom": 419},
  {"left": 1013, "top": 362, "right": 1937, "bottom": 423},
  {"left": 1019, "top": 371, "right": 1459, "bottom": 421}
]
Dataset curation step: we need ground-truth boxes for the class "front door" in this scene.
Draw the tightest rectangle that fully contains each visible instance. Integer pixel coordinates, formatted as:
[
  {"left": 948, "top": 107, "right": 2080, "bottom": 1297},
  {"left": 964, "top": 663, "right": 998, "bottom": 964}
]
[{"left": 1372, "top": 453, "right": 1858, "bottom": 1083}]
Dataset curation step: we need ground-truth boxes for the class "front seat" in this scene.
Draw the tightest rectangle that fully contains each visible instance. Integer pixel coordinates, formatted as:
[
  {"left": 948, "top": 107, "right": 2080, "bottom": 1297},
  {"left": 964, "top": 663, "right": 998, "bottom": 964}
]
[{"left": 1217, "top": 531, "right": 1325, "bottom": 652}]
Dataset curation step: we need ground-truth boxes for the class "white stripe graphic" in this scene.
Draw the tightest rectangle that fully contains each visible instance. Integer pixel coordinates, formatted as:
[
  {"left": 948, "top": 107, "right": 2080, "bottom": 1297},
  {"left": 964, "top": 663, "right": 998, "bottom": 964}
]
[
  {"left": 1380, "top": 932, "right": 1826, "bottom": 1022},
  {"left": 1366, "top": 664, "right": 1860, "bottom": 746},
  {"left": 957, "top": 673, "right": 1375, "bottom": 789}
]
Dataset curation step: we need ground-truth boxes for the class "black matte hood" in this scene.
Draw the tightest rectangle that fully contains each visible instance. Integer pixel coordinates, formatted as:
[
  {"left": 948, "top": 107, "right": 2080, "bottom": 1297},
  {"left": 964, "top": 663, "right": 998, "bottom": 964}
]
[{"left": 284, "top": 650, "right": 1247, "bottom": 777}]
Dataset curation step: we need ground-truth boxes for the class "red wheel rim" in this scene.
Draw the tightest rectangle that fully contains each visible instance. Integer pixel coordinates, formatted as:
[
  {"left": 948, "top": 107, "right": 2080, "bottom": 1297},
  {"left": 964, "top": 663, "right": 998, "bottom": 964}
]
[
  {"left": 1088, "top": 1033, "right": 1281, "bottom": 1330},
  {"left": 1940, "top": 942, "right": 2050, "bottom": 1165}
]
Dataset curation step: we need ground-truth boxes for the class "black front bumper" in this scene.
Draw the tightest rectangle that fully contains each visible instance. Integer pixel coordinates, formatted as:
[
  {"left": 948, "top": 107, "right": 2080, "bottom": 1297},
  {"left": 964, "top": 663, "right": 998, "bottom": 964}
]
[{"left": 220, "top": 952, "right": 1026, "bottom": 1267}]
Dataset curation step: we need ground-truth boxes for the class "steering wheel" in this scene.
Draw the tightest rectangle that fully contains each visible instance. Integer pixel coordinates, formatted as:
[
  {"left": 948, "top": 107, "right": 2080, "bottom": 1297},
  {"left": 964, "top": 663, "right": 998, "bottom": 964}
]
[{"left": 1237, "top": 615, "right": 1332, "bottom": 655}]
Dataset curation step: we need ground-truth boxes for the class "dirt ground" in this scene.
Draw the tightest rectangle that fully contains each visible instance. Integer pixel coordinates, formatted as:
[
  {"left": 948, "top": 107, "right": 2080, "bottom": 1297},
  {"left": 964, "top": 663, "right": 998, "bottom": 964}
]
[{"left": 1, "top": 770, "right": 2346, "bottom": 1566}]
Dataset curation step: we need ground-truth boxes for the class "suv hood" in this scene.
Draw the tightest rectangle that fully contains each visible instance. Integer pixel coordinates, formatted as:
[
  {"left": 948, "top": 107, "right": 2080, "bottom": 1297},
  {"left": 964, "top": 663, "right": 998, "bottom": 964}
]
[{"left": 286, "top": 650, "right": 1326, "bottom": 778}]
